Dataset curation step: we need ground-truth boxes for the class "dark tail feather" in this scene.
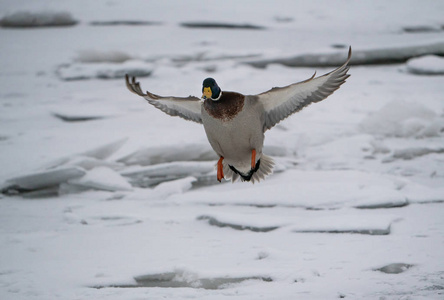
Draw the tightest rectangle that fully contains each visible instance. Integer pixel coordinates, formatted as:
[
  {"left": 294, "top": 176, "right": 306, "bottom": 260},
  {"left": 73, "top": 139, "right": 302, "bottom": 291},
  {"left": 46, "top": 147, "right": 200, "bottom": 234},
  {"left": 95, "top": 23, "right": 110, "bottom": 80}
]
[
  {"left": 222, "top": 154, "right": 274, "bottom": 183},
  {"left": 229, "top": 160, "right": 261, "bottom": 182}
]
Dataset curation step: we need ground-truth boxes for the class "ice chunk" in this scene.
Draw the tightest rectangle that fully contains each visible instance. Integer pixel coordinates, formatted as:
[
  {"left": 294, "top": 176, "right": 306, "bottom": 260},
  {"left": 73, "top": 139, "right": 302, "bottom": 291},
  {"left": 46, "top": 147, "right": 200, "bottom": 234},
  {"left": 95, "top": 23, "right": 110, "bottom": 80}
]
[
  {"left": 197, "top": 210, "right": 400, "bottom": 235},
  {"left": 122, "top": 161, "right": 214, "bottom": 188},
  {"left": 0, "top": 11, "right": 77, "bottom": 27},
  {"left": 152, "top": 177, "right": 197, "bottom": 199},
  {"left": 74, "top": 50, "right": 133, "bottom": 64},
  {"left": 117, "top": 144, "right": 217, "bottom": 166},
  {"left": 369, "top": 139, "right": 391, "bottom": 155},
  {"left": 42, "top": 138, "right": 128, "bottom": 170},
  {"left": 406, "top": 55, "right": 444, "bottom": 75},
  {"left": 180, "top": 170, "right": 407, "bottom": 210},
  {"left": 180, "top": 22, "right": 265, "bottom": 30},
  {"left": 354, "top": 193, "right": 408, "bottom": 209},
  {"left": 360, "top": 100, "right": 442, "bottom": 138},
  {"left": 1, "top": 139, "right": 128, "bottom": 194},
  {"left": 59, "top": 183, "right": 91, "bottom": 195},
  {"left": 56, "top": 61, "right": 152, "bottom": 81},
  {"left": 51, "top": 106, "right": 121, "bottom": 122},
  {"left": 93, "top": 268, "right": 272, "bottom": 289},
  {"left": 1, "top": 167, "right": 86, "bottom": 193},
  {"left": 89, "top": 20, "right": 161, "bottom": 26},
  {"left": 21, "top": 187, "right": 60, "bottom": 198},
  {"left": 62, "top": 156, "right": 124, "bottom": 171},
  {"left": 399, "top": 182, "right": 444, "bottom": 204},
  {"left": 403, "top": 25, "right": 442, "bottom": 33},
  {"left": 52, "top": 112, "right": 105, "bottom": 122},
  {"left": 121, "top": 161, "right": 214, "bottom": 178},
  {"left": 81, "top": 138, "right": 128, "bottom": 160},
  {"left": 290, "top": 213, "right": 399, "bottom": 235},
  {"left": 391, "top": 147, "right": 444, "bottom": 160},
  {"left": 68, "top": 167, "right": 132, "bottom": 192},
  {"left": 84, "top": 215, "right": 142, "bottom": 227},
  {"left": 374, "top": 263, "right": 414, "bottom": 274},
  {"left": 197, "top": 215, "right": 281, "bottom": 232},
  {"left": 244, "top": 42, "right": 444, "bottom": 67}
]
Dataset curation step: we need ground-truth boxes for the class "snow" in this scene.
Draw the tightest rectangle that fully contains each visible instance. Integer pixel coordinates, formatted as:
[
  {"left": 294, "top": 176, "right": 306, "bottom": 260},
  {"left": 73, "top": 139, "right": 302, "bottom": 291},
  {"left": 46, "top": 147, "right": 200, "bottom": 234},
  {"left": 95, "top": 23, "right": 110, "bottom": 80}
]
[{"left": 1, "top": 0, "right": 444, "bottom": 299}]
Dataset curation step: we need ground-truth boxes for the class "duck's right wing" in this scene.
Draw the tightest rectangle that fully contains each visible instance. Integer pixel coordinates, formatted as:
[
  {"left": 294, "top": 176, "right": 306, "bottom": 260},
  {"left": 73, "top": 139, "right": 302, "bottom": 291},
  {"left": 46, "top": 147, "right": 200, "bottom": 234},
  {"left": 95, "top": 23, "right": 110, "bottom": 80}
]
[{"left": 256, "top": 47, "right": 351, "bottom": 131}]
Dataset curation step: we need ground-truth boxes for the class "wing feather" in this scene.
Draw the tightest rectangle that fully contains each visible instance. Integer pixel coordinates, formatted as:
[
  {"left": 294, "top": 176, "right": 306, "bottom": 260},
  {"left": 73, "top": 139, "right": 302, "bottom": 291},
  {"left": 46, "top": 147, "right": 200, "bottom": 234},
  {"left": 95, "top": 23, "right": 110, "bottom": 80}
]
[
  {"left": 125, "top": 75, "right": 203, "bottom": 124},
  {"left": 257, "top": 47, "right": 352, "bottom": 131}
]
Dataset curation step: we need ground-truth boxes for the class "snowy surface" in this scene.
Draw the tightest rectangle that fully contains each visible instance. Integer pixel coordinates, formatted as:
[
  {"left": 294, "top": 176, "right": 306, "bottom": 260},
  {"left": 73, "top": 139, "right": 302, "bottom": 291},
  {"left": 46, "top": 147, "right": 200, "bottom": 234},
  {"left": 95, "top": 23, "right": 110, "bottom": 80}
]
[{"left": 1, "top": 0, "right": 444, "bottom": 299}]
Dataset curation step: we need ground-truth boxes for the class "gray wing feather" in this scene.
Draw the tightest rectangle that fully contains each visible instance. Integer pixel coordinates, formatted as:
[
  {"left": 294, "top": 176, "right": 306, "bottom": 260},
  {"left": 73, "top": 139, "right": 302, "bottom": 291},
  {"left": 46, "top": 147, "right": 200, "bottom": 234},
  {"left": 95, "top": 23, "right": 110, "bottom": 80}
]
[
  {"left": 257, "top": 47, "right": 352, "bottom": 131},
  {"left": 125, "top": 75, "right": 203, "bottom": 124}
]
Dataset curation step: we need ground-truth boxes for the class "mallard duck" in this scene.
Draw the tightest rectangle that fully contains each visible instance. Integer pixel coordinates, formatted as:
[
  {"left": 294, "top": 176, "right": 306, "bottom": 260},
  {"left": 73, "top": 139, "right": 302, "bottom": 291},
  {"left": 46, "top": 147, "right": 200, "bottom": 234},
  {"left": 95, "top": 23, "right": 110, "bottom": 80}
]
[{"left": 125, "top": 47, "right": 351, "bottom": 183}]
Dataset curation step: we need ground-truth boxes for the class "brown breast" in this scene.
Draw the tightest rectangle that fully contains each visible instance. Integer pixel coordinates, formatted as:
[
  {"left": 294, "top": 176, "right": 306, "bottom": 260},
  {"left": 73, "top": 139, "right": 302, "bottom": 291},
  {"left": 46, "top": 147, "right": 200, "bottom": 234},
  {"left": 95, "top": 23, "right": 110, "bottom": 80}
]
[{"left": 203, "top": 91, "right": 245, "bottom": 121}]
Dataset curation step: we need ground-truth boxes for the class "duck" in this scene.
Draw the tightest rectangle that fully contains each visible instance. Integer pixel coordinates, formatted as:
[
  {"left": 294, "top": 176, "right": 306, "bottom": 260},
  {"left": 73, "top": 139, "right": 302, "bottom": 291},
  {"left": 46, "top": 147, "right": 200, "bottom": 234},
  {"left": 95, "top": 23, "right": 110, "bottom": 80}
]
[{"left": 125, "top": 47, "right": 351, "bottom": 183}]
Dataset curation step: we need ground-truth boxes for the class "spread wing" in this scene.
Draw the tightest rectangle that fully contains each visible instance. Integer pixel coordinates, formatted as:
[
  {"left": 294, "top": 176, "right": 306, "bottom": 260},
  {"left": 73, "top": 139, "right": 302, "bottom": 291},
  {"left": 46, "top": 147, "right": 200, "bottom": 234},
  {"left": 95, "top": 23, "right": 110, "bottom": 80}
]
[
  {"left": 256, "top": 47, "right": 352, "bottom": 131},
  {"left": 125, "top": 75, "right": 203, "bottom": 124}
]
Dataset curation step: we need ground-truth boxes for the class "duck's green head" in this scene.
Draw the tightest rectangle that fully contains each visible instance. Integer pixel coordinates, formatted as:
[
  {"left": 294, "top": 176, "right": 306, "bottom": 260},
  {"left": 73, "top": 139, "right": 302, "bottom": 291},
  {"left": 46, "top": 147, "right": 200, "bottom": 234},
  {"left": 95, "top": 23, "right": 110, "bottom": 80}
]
[{"left": 202, "top": 78, "right": 221, "bottom": 101}]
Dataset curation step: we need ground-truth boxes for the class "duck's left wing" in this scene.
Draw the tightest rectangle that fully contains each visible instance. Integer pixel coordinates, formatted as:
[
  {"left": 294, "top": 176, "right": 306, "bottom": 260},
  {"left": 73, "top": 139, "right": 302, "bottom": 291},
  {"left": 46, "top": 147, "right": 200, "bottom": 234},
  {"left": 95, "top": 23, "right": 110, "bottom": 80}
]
[
  {"left": 256, "top": 47, "right": 351, "bottom": 131},
  {"left": 125, "top": 75, "right": 203, "bottom": 124}
]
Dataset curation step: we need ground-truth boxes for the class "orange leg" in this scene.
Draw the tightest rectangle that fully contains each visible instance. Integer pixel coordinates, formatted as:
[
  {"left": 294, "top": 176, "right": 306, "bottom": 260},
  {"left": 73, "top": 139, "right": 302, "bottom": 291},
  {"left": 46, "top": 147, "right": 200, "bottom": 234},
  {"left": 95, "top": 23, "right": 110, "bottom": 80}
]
[
  {"left": 217, "top": 156, "right": 224, "bottom": 182},
  {"left": 251, "top": 149, "right": 256, "bottom": 169}
]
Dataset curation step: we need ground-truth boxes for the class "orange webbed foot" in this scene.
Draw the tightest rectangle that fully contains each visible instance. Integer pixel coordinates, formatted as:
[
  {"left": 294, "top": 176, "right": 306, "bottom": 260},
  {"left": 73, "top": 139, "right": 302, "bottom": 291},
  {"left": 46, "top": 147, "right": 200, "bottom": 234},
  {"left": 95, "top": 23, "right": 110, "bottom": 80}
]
[
  {"left": 251, "top": 149, "right": 256, "bottom": 169},
  {"left": 217, "top": 156, "right": 224, "bottom": 182}
]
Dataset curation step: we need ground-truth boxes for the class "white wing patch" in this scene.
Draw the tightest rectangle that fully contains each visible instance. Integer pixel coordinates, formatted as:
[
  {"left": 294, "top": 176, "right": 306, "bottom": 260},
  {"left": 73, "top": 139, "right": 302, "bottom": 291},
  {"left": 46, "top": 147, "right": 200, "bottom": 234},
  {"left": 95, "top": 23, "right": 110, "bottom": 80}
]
[{"left": 256, "top": 47, "right": 352, "bottom": 131}]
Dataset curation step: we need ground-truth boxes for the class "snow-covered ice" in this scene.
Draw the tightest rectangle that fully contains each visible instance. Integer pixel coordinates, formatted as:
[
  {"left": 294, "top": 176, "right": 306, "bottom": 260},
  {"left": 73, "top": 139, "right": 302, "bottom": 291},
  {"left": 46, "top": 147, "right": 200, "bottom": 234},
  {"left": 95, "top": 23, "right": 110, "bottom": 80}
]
[
  {"left": 68, "top": 166, "right": 132, "bottom": 192},
  {"left": 406, "top": 55, "right": 444, "bottom": 75},
  {"left": 359, "top": 100, "right": 444, "bottom": 138},
  {"left": 1, "top": 0, "right": 444, "bottom": 299}
]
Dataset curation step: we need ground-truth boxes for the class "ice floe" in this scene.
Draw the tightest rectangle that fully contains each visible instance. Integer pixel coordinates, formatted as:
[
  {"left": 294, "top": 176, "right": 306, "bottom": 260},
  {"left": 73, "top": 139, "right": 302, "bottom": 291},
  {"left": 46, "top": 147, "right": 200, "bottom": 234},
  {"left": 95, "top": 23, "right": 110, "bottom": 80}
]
[
  {"left": 89, "top": 20, "right": 161, "bottom": 26},
  {"left": 94, "top": 269, "right": 272, "bottom": 289},
  {"left": 176, "top": 170, "right": 408, "bottom": 210},
  {"left": 406, "top": 55, "right": 444, "bottom": 75},
  {"left": 180, "top": 22, "right": 265, "bottom": 30},
  {"left": 56, "top": 61, "right": 152, "bottom": 81},
  {"left": 44, "top": 138, "right": 128, "bottom": 169},
  {"left": 197, "top": 214, "right": 283, "bottom": 232},
  {"left": 360, "top": 100, "right": 444, "bottom": 138},
  {"left": 53, "top": 155, "right": 124, "bottom": 171},
  {"left": 51, "top": 104, "right": 122, "bottom": 122},
  {"left": 289, "top": 212, "right": 399, "bottom": 235},
  {"left": 244, "top": 42, "right": 444, "bottom": 67},
  {"left": 0, "top": 10, "right": 78, "bottom": 27},
  {"left": 197, "top": 209, "right": 400, "bottom": 235},
  {"left": 374, "top": 263, "right": 414, "bottom": 274},
  {"left": 389, "top": 147, "right": 444, "bottom": 161},
  {"left": 151, "top": 177, "right": 197, "bottom": 199},
  {"left": 68, "top": 166, "right": 132, "bottom": 192},
  {"left": 122, "top": 161, "right": 213, "bottom": 188},
  {"left": 80, "top": 138, "right": 128, "bottom": 160},
  {"left": 117, "top": 143, "right": 217, "bottom": 166},
  {"left": 74, "top": 50, "right": 134, "bottom": 64},
  {"left": 398, "top": 182, "right": 444, "bottom": 204},
  {"left": 1, "top": 167, "right": 86, "bottom": 194},
  {"left": 1, "top": 139, "right": 128, "bottom": 195},
  {"left": 402, "top": 25, "right": 442, "bottom": 33}
]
